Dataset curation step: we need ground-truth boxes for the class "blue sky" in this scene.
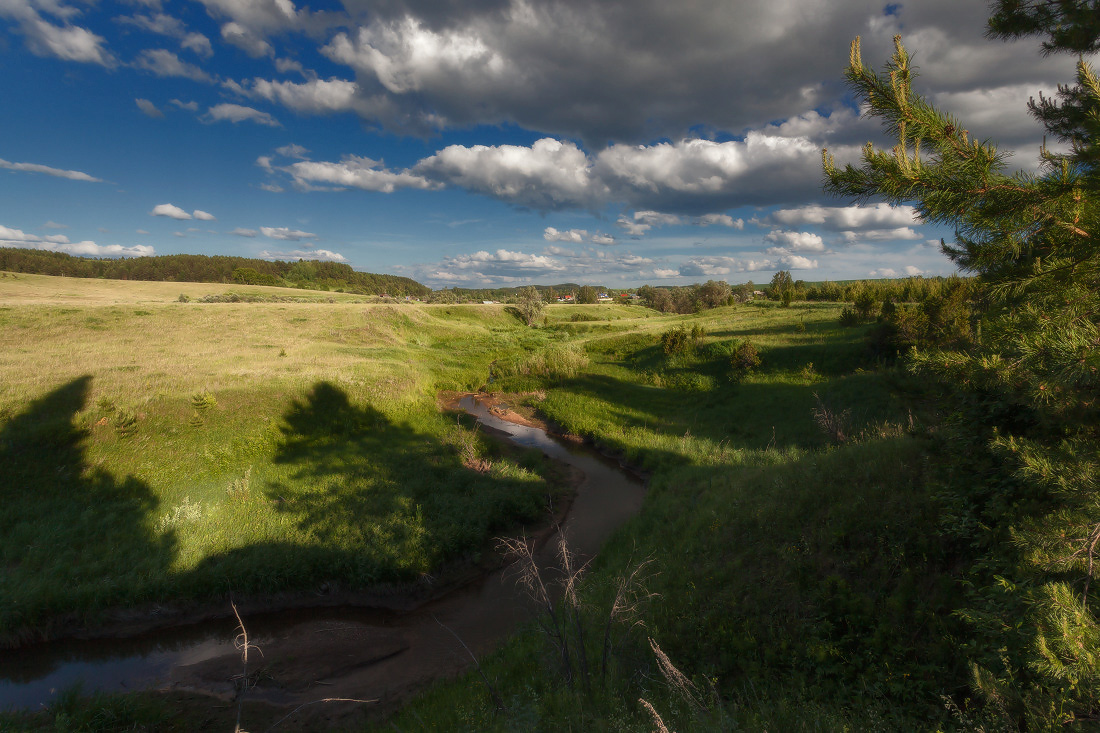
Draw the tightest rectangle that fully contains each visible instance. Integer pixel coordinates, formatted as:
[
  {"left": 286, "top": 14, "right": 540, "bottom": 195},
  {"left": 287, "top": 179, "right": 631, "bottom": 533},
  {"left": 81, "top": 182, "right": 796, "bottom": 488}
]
[{"left": 0, "top": 0, "right": 1088, "bottom": 288}]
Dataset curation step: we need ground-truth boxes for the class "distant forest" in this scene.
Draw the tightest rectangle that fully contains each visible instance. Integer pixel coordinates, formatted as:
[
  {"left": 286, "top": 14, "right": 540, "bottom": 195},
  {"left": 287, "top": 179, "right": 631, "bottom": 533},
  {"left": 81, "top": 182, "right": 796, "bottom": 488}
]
[
  {"left": 431, "top": 283, "right": 615, "bottom": 303},
  {"left": 0, "top": 248, "right": 429, "bottom": 297}
]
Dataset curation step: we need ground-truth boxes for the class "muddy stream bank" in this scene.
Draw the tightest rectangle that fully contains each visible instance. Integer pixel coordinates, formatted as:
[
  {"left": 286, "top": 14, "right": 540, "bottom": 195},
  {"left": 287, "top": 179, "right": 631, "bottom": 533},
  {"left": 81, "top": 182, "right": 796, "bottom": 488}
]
[{"left": 0, "top": 394, "right": 646, "bottom": 723}]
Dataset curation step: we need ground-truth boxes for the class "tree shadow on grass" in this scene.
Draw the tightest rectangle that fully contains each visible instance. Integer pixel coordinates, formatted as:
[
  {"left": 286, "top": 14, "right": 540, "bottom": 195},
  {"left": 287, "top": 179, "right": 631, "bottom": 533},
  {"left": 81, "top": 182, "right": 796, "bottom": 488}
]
[
  {"left": 230, "top": 381, "right": 553, "bottom": 587},
  {"left": 549, "top": 349, "right": 908, "bottom": 457},
  {"left": 0, "top": 376, "right": 175, "bottom": 642}
]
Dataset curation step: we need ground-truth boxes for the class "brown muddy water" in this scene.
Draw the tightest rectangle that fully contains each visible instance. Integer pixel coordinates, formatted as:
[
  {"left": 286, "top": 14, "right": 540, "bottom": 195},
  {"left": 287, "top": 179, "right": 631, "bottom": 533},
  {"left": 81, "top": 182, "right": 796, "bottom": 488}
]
[{"left": 0, "top": 395, "right": 645, "bottom": 716}]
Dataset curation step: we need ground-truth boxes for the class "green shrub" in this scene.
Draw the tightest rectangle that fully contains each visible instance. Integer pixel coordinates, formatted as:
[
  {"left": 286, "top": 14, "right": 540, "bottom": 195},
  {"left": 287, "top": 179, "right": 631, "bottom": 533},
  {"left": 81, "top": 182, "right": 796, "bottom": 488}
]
[
  {"left": 854, "top": 290, "right": 876, "bottom": 320},
  {"left": 661, "top": 326, "right": 692, "bottom": 355},
  {"left": 113, "top": 409, "right": 138, "bottom": 437},
  {"left": 661, "top": 326, "right": 689, "bottom": 355},
  {"left": 729, "top": 341, "right": 761, "bottom": 381},
  {"left": 839, "top": 307, "right": 861, "bottom": 326}
]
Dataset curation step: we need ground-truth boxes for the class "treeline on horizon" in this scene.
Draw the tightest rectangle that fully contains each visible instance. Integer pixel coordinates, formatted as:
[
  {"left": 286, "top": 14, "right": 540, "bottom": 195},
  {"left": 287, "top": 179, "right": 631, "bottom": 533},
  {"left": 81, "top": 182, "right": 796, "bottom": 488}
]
[
  {"left": 430, "top": 275, "right": 964, "bottom": 309},
  {"left": 633, "top": 274, "right": 966, "bottom": 314},
  {"left": 0, "top": 248, "right": 430, "bottom": 297},
  {"left": 429, "top": 283, "right": 613, "bottom": 303}
]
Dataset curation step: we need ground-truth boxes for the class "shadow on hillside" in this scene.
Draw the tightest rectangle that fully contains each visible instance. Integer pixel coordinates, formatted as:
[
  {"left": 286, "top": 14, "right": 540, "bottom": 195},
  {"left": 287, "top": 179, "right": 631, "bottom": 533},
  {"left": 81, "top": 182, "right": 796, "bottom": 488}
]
[
  {"left": 591, "top": 432, "right": 967, "bottom": 707},
  {"left": 553, "top": 371, "right": 823, "bottom": 451},
  {"left": 552, "top": 346, "right": 905, "bottom": 455},
  {"left": 0, "top": 376, "right": 175, "bottom": 642}
]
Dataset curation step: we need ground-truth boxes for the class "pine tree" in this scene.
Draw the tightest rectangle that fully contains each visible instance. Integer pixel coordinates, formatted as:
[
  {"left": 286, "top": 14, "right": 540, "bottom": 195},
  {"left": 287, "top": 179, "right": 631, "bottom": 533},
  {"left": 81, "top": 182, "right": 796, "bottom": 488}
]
[{"left": 823, "top": 7, "right": 1100, "bottom": 725}]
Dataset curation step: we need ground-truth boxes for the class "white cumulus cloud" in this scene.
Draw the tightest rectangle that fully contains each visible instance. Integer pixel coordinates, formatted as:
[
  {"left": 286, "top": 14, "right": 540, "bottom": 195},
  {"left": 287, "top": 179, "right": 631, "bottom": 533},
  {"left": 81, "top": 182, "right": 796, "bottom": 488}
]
[
  {"left": 415, "top": 137, "right": 602, "bottom": 210},
  {"left": 0, "top": 157, "right": 102, "bottom": 182},
  {"left": 220, "top": 21, "right": 272, "bottom": 57},
  {"left": 840, "top": 227, "right": 923, "bottom": 243},
  {"left": 134, "top": 48, "right": 213, "bottom": 82},
  {"left": 617, "top": 210, "right": 744, "bottom": 235},
  {"left": 283, "top": 155, "right": 436, "bottom": 193},
  {"left": 768, "top": 203, "right": 919, "bottom": 230},
  {"left": 150, "top": 203, "right": 192, "bottom": 219},
  {"left": 0, "top": 224, "right": 153, "bottom": 257},
  {"left": 679, "top": 256, "right": 776, "bottom": 277},
  {"left": 135, "top": 98, "right": 164, "bottom": 118},
  {"left": 543, "top": 227, "right": 587, "bottom": 243},
  {"left": 181, "top": 32, "right": 213, "bottom": 58},
  {"left": 261, "top": 248, "right": 347, "bottom": 262},
  {"left": 0, "top": 0, "right": 116, "bottom": 66},
  {"left": 260, "top": 226, "right": 316, "bottom": 241},
  {"left": 202, "top": 103, "right": 280, "bottom": 126},
  {"left": 779, "top": 255, "right": 818, "bottom": 270},
  {"left": 764, "top": 230, "right": 825, "bottom": 252}
]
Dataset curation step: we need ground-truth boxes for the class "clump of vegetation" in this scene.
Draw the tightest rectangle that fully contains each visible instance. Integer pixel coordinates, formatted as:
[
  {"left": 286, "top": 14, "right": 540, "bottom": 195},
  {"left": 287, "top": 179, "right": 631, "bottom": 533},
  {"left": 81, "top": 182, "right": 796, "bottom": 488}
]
[
  {"left": 226, "top": 467, "right": 251, "bottom": 500},
  {"left": 838, "top": 306, "right": 860, "bottom": 326},
  {"left": 513, "top": 286, "right": 546, "bottom": 326},
  {"left": 157, "top": 496, "right": 203, "bottom": 530},
  {"left": 660, "top": 324, "right": 705, "bottom": 355},
  {"left": 190, "top": 391, "right": 217, "bottom": 411},
  {"left": 770, "top": 270, "right": 795, "bottom": 307},
  {"left": 113, "top": 409, "right": 138, "bottom": 437},
  {"left": 728, "top": 341, "right": 760, "bottom": 381},
  {"left": 811, "top": 392, "right": 851, "bottom": 444},
  {"left": 498, "top": 535, "right": 656, "bottom": 691},
  {"left": 639, "top": 280, "right": 731, "bottom": 314},
  {"left": 493, "top": 343, "right": 590, "bottom": 383},
  {"left": 660, "top": 326, "right": 691, "bottom": 355}
]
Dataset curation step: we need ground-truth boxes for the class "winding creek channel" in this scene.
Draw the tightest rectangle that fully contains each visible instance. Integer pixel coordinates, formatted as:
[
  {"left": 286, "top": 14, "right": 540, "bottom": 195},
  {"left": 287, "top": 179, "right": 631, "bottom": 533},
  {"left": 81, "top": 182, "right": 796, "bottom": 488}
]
[{"left": 0, "top": 395, "right": 646, "bottom": 717}]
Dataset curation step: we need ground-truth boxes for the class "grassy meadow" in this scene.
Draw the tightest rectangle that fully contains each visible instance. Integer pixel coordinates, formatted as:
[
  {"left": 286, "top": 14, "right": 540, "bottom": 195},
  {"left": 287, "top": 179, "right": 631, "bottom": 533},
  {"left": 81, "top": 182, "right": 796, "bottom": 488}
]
[
  {"left": 384, "top": 301, "right": 963, "bottom": 730},
  {"left": 2, "top": 273, "right": 967, "bottom": 730},
  {"left": 0, "top": 274, "right": 580, "bottom": 643}
]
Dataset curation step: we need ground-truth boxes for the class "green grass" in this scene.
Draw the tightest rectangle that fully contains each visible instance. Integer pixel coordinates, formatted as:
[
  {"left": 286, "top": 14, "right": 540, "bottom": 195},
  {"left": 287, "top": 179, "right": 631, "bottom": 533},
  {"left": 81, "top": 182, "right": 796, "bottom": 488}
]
[
  {"left": 0, "top": 279, "right": 969, "bottom": 729},
  {"left": 386, "top": 302, "right": 967, "bottom": 730},
  {"left": 0, "top": 278, "right": 585, "bottom": 643}
]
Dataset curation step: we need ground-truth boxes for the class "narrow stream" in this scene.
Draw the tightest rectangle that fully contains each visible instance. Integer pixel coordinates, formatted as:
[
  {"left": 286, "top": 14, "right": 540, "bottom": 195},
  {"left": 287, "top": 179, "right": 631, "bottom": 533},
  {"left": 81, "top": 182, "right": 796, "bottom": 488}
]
[{"left": 0, "top": 396, "right": 645, "bottom": 712}]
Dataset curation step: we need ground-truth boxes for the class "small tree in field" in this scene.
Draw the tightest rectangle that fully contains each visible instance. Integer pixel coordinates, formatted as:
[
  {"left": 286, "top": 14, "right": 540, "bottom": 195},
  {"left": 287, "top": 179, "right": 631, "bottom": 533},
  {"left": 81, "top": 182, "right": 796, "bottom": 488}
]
[
  {"left": 770, "top": 270, "right": 794, "bottom": 306},
  {"left": 515, "top": 286, "right": 545, "bottom": 326},
  {"left": 729, "top": 341, "right": 760, "bottom": 382}
]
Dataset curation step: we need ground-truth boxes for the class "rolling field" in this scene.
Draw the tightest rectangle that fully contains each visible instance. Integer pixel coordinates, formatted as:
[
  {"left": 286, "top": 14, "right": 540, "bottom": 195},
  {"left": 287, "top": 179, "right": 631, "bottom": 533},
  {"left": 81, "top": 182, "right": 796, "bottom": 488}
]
[
  {"left": 0, "top": 274, "right": 582, "bottom": 643},
  {"left": 1, "top": 274, "right": 963, "bottom": 731}
]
